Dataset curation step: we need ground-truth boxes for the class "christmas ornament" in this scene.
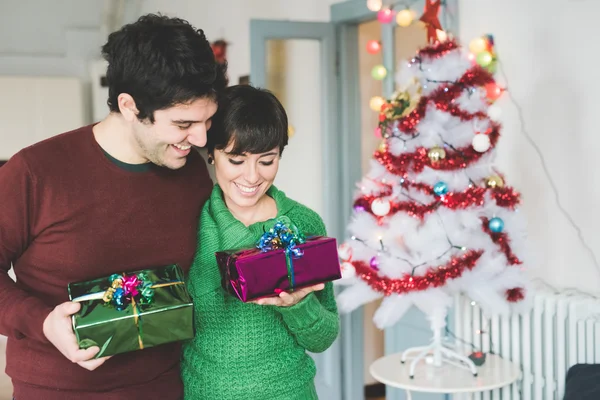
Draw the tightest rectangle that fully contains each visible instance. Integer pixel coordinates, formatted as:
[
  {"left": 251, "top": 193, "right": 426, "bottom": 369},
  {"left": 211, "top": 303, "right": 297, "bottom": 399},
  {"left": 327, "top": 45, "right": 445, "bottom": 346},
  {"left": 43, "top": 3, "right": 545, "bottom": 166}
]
[
  {"left": 366, "top": 40, "right": 381, "bottom": 54},
  {"left": 419, "top": 0, "right": 442, "bottom": 43},
  {"left": 371, "top": 198, "right": 391, "bottom": 216},
  {"left": 436, "top": 30, "right": 448, "bottom": 42},
  {"left": 378, "top": 141, "right": 387, "bottom": 153},
  {"left": 485, "top": 175, "right": 504, "bottom": 189},
  {"left": 377, "top": 8, "right": 394, "bottom": 24},
  {"left": 338, "top": 243, "right": 353, "bottom": 261},
  {"left": 370, "top": 256, "right": 380, "bottom": 270},
  {"left": 341, "top": 261, "right": 356, "bottom": 279},
  {"left": 427, "top": 146, "right": 446, "bottom": 162},
  {"left": 433, "top": 181, "right": 449, "bottom": 196},
  {"left": 396, "top": 9, "right": 414, "bottom": 27},
  {"left": 371, "top": 65, "right": 387, "bottom": 80},
  {"left": 487, "top": 105, "right": 502, "bottom": 120},
  {"left": 488, "top": 217, "right": 504, "bottom": 232},
  {"left": 472, "top": 134, "right": 491, "bottom": 152},
  {"left": 366, "top": 0, "right": 383, "bottom": 12}
]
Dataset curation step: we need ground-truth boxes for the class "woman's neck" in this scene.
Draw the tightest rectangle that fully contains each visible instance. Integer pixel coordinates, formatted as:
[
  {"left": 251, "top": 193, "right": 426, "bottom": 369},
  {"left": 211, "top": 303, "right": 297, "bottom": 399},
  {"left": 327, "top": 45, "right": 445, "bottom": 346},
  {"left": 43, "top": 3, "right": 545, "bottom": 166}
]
[{"left": 225, "top": 194, "right": 278, "bottom": 227}]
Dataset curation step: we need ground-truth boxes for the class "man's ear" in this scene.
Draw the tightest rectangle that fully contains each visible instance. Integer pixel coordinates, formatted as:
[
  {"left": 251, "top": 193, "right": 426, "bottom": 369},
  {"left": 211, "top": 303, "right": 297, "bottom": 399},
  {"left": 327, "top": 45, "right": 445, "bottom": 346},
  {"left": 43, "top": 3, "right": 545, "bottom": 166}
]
[{"left": 117, "top": 93, "right": 139, "bottom": 122}]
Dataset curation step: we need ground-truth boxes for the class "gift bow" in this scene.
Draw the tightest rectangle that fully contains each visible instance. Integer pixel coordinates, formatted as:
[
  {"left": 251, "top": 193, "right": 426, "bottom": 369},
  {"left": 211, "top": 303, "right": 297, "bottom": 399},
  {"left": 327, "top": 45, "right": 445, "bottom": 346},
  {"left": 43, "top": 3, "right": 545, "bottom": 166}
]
[
  {"left": 257, "top": 217, "right": 306, "bottom": 291},
  {"left": 72, "top": 272, "right": 184, "bottom": 350}
]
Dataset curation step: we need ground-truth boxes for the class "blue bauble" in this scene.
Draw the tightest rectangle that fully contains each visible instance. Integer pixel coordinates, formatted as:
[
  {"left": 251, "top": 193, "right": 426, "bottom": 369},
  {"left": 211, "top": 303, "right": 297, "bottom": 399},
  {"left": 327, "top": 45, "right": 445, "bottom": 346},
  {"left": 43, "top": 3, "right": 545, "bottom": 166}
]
[
  {"left": 433, "top": 181, "right": 449, "bottom": 196},
  {"left": 488, "top": 217, "right": 504, "bottom": 233}
]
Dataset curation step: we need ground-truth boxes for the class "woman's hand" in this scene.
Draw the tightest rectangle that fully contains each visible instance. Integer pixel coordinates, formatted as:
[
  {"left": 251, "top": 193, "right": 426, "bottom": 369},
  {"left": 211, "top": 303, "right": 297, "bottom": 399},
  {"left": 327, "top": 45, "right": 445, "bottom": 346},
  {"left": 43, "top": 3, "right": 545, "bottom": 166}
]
[{"left": 252, "top": 283, "right": 325, "bottom": 307}]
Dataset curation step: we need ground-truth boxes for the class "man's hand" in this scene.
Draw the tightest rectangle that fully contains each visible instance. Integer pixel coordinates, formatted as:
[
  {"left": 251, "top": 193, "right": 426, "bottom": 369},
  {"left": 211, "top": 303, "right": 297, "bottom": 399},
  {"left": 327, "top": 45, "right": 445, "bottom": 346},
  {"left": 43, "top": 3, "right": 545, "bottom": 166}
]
[
  {"left": 43, "top": 301, "right": 111, "bottom": 371},
  {"left": 252, "top": 283, "right": 325, "bottom": 307}
]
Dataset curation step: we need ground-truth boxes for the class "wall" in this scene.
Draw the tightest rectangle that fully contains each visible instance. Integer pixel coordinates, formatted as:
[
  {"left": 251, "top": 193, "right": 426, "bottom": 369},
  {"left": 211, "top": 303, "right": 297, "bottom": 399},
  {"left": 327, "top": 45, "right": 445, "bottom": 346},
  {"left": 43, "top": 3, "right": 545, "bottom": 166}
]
[
  {"left": 0, "top": 0, "right": 108, "bottom": 125},
  {"left": 458, "top": 0, "right": 600, "bottom": 294},
  {"left": 139, "top": 0, "right": 339, "bottom": 86}
]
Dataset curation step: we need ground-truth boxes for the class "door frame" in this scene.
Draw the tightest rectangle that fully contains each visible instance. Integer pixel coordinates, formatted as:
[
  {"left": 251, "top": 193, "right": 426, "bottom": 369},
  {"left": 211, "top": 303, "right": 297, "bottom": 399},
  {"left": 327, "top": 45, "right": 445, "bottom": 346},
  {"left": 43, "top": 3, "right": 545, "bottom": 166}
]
[{"left": 249, "top": 20, "right": 343, "bottom": 400}]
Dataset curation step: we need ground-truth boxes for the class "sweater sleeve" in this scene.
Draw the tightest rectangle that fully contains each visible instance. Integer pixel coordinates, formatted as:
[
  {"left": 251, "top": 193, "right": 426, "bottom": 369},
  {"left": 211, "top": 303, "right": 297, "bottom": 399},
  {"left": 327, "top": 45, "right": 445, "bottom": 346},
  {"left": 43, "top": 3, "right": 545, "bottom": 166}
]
[
  {"left": 0, "top": 154, "right": 53, "bottom": 342},
  {"left": 276, "top": 212, "right": 340, "bottom": 353}
]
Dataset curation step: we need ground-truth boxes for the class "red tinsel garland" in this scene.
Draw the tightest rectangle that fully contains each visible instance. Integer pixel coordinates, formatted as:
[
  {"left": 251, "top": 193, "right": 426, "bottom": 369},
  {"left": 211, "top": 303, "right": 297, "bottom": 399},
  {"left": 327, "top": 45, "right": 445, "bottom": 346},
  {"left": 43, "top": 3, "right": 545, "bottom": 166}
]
[
  {"left": 481, "top": 217, "right": 522, "bottom": 265},
  {"left": 352, "top": 250, "right": 483, "bottom": 296},
  {"left": 396, "top": 66, "right": 494, "bottom": 134},
  {"left": 374, "top": 122, "right": 501, "bottom": 176},
  {"left": 416, "top": 39, "right": 460, "bottom": 58},
  {"left": 492, "top": 187, "right": 521, "bottom": 208},
  {"left": 354, "top": 186, "right": 488, "bottom": 219},
  {"left": 506, "top": 287, "right": 525, "bottom": 302}
]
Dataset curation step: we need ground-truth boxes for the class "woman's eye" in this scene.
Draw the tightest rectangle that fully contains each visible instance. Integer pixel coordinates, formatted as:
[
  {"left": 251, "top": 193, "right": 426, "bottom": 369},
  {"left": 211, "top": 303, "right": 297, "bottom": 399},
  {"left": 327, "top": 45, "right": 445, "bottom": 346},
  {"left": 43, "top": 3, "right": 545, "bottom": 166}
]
[
  {"left": 260, "top": 161, "right": 274, "bottom": 166},
  {"left": 228, "top": 159, "right": 244, "bottom": 165}
]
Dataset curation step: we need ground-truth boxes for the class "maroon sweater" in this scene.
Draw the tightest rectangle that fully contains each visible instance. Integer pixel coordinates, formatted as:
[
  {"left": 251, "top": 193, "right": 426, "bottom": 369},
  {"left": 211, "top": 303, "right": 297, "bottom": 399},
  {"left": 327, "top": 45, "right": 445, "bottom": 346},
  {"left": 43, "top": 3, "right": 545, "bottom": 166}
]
[{"left": 0, "top": 125, "right": 212, "bottom": 399}]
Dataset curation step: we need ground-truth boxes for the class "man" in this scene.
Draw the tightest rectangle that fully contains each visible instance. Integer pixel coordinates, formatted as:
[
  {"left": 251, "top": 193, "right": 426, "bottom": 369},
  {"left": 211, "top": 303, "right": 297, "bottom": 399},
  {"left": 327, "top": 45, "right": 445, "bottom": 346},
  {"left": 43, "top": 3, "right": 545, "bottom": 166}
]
[{"left": 0, "top": 14, "right": 226, "bottom": 399}]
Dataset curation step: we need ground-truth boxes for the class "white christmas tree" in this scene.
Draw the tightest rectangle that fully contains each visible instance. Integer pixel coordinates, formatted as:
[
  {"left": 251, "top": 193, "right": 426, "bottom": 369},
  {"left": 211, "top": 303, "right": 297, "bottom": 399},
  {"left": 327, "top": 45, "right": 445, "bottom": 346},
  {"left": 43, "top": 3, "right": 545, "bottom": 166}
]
[{"left": 336, "top": 38, "right": 531, "bottom": 377}]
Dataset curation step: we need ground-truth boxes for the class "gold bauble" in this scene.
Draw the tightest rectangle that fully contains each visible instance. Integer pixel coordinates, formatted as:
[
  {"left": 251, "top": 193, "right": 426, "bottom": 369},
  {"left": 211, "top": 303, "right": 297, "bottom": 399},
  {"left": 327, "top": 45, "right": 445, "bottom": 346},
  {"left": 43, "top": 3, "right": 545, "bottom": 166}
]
[
  {"left": 427, "top": 147, "right": 446, "bottom": 162},
  {"left": 378, "top": 141, "right": 388, "bottom": 153},
  {"left": 485, "top": 175, "right": 504, "bottom": 189}
]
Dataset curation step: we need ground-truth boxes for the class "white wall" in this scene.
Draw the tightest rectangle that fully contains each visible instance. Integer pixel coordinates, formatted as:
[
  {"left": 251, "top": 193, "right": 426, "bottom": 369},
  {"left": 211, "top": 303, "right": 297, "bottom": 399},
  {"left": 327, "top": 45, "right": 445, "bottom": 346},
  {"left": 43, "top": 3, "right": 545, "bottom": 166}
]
[
  {"left": 458, "top": 0, "right": 600, "bottom": 293},
  {"left": 0, "top": 0, "right": 108, "bottom": 124}
]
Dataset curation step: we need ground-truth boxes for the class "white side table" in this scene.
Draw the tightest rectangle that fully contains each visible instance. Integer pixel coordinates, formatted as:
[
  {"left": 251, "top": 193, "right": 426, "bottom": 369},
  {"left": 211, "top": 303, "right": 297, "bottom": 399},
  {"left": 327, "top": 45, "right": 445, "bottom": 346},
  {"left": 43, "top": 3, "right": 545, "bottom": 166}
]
[{"left": 370, "top": 353, "right": 520, "bottom": 399}]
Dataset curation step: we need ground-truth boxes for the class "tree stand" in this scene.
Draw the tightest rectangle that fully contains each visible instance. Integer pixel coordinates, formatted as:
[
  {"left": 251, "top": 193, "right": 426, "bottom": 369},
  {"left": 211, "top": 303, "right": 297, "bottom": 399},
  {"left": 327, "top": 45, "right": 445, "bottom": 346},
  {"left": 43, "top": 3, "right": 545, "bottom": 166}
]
[{"left": 400, "top": 312, "right": 478, "bottom": 379}]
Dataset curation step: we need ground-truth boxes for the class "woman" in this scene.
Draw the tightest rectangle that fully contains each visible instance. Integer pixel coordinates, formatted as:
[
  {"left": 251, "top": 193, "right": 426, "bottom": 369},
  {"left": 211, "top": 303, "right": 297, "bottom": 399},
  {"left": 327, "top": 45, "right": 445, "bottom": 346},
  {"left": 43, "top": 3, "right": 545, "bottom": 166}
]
[{"left": 181, "top": 85, "right": 339, "bottom": 400}]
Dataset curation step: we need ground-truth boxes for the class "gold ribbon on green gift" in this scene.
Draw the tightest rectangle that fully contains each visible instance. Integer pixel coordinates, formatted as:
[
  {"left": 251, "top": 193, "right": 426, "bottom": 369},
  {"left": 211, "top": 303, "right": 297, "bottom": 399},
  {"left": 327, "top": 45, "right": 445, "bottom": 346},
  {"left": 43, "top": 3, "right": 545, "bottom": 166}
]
[{"left": 72, "top": 275, "right": 184, "bottom": 350}]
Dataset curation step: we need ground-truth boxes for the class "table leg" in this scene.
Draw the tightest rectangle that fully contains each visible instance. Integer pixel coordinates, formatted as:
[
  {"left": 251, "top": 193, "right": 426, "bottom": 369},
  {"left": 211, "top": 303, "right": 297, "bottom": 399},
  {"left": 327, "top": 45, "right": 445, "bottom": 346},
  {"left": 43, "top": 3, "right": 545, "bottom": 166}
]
[{"left": 405, "top": 389, "right": 413, "bottom": 400}]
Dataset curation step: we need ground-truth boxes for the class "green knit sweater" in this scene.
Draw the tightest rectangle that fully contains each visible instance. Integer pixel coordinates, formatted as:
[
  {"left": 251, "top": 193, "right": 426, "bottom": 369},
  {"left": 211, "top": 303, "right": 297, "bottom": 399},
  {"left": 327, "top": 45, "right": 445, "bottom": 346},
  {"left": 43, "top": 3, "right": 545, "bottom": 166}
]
[{"left": 181, "top": 185, "right": 340, "bottom": 400}]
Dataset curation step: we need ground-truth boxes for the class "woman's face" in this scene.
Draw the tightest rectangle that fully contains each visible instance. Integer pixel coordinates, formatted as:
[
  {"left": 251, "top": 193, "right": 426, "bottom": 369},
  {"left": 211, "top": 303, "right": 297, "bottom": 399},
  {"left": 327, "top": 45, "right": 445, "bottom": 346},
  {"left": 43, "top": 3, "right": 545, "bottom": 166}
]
[{"left": 212, "top": 142, "right": 280, "bottom": 211}]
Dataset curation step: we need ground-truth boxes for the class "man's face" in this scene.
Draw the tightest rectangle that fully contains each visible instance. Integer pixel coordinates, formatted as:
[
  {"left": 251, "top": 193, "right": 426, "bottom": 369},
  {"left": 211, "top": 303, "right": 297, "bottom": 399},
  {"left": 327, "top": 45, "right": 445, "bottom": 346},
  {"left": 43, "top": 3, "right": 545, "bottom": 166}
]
[{"left": 131, "top": 97, "right": 218, "bottom": 170}]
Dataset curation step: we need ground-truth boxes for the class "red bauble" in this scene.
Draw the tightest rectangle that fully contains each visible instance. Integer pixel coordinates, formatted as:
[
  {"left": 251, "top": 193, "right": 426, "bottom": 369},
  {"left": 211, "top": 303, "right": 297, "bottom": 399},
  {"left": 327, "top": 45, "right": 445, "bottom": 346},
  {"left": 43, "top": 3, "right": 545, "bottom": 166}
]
[{"left": 366, "top": 40, "right": 382, "bottom": 54}]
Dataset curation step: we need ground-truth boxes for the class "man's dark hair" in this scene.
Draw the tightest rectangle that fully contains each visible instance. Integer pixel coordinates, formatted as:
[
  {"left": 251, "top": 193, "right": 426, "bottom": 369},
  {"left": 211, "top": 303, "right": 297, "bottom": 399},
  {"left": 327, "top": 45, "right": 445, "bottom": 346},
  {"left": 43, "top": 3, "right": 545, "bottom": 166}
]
[
  {"left": 207, "top": 85, "right": 289, "bottom": 156},
  {"left": 101, "top": 14, "right": 227, "bottom": 122}
]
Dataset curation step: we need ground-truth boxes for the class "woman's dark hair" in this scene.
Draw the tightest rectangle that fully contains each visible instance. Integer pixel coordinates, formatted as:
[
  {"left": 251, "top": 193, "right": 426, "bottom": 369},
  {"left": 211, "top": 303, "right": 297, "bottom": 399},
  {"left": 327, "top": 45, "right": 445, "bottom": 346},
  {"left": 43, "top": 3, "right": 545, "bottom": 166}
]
[
  {"left": 207, "top": 85, "right": 289, "bottom": 156},
  {"left": 101, "top": 14, "right": 228, "bottom": 122}
]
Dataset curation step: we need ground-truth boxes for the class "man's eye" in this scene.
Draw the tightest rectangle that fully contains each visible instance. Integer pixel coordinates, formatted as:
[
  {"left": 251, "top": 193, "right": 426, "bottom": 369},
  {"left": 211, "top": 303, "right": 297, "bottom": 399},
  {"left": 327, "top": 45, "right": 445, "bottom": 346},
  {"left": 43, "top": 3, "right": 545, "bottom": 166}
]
[{"left": 178, "top": 124, "right": 192, "bottom": 130}]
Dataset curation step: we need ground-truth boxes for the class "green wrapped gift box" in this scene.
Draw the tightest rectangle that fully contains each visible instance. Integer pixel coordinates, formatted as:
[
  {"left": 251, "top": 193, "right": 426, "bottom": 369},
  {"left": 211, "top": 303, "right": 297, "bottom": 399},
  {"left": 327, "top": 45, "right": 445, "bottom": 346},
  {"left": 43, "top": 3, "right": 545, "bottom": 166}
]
[{"left": 68, "top": 264, "right": 194, "bottom": 358}]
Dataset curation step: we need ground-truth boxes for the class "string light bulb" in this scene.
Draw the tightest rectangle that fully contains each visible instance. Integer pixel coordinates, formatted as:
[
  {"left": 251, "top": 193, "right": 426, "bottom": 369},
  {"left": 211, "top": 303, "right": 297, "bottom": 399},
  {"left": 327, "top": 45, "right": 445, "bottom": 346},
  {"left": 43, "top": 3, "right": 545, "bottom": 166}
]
[
  {"left": 369, "top": 96, "right": 386, "bottom": 112},
  {"left": 377, "top": 8, "right": 395, "bottom": 24},
  {"left": 469, "top": 37, "right": 487, "bottom": 54},
  {"left": 396, "top": 9, "right": 414, "bottom": 27},
  {"left": 366, "top": 0, "right": 382, "bottom": 12}
]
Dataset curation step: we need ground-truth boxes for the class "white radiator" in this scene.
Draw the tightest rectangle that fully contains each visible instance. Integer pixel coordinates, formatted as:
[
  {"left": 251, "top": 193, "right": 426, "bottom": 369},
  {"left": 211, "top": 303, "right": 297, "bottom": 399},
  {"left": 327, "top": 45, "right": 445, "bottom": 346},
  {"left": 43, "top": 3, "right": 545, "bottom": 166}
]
[{"left": 452, "top": 287, "right": 600, "bottom": 400}]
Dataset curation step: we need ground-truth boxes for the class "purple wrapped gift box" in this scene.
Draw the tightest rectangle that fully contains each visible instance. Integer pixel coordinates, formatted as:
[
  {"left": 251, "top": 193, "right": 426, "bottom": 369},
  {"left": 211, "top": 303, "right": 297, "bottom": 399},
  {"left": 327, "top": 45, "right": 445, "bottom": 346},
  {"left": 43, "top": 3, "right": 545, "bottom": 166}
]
[{"left": 216, "top": 236, "right": 341, "bottom": 302}]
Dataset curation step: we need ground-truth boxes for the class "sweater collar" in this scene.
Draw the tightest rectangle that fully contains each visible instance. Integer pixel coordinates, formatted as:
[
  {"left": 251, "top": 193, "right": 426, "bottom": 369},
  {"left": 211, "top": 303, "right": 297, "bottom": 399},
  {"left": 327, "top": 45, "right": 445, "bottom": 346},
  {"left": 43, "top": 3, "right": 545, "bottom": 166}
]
[{"left": 206, "top": 184, "right": 298, "bottom": 249}]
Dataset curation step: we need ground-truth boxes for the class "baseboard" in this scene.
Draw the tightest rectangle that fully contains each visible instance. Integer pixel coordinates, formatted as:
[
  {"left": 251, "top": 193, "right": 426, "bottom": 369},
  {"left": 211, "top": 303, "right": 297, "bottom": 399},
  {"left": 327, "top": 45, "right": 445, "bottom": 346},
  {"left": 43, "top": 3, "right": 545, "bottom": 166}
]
[{"left": 364, "top": 382, "right": 386, "bottom": 398}]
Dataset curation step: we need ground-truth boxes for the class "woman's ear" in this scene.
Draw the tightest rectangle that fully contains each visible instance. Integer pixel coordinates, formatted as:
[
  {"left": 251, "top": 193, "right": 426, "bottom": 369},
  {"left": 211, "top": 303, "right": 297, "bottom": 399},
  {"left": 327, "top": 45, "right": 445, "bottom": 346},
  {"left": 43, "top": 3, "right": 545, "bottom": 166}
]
[{"left": 207, "top": 153, "right": 214, "bottom": 165}]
